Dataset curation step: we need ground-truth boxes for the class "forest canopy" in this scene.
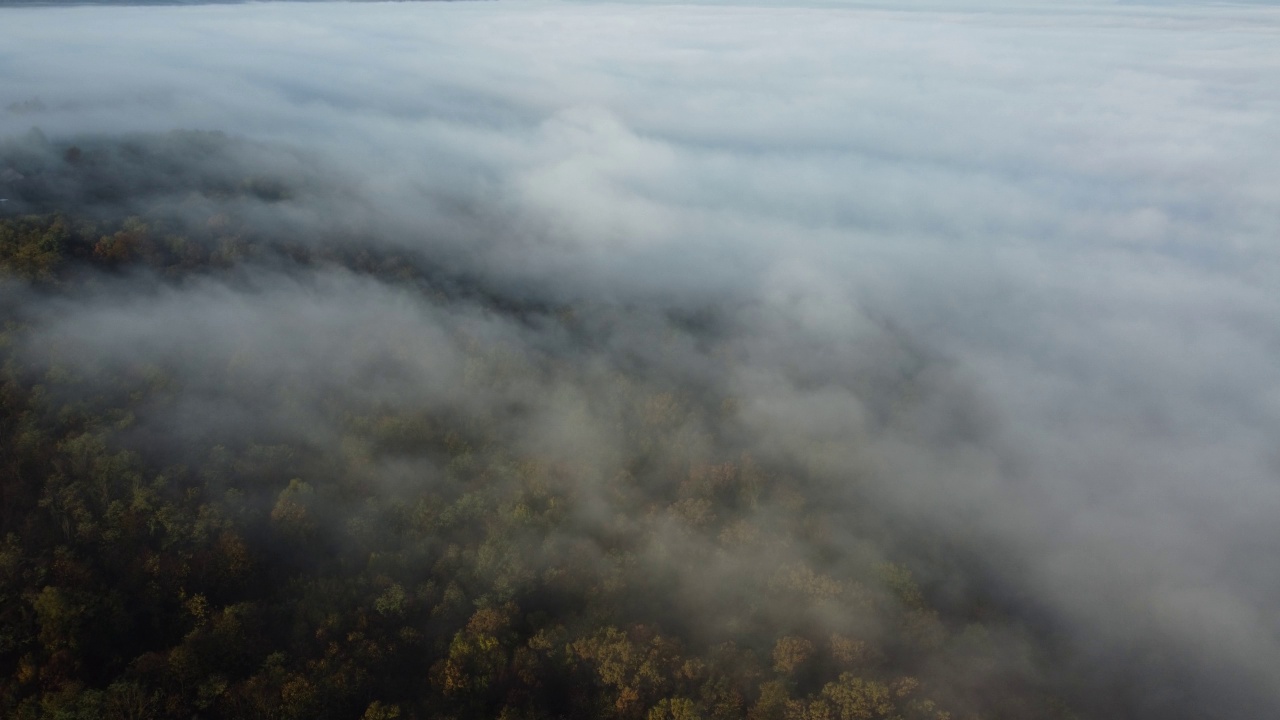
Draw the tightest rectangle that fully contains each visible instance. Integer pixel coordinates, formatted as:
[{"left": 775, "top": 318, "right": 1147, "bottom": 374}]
[{"left": 2, "top": 129, "right": 1082, "bottom": 720}]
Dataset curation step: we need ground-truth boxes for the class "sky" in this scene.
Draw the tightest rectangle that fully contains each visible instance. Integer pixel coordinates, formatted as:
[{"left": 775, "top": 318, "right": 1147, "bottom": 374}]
[{"left": 3, "top": 0, "right": 1280, "bottom": 716}]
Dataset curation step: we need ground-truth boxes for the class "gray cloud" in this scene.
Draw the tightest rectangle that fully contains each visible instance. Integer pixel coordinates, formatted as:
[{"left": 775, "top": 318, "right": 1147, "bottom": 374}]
[{"left": 4, "top": 0, "right": 1280, "bottom": 716}]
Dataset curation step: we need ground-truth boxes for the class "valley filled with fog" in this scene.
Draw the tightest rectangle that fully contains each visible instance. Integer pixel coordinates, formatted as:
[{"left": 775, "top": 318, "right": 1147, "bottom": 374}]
[{"left": 2, "top": 2, "right": 1279, "bottom": 718}]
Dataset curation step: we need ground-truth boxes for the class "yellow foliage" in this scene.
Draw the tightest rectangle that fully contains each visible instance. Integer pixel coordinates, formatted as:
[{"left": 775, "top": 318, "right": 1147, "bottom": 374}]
[
  {"left": 648, "top": 697, "right": 702, "bottom": 720},
  {"left": 772, "top": 636, "right": 814, "bottom": 676}
]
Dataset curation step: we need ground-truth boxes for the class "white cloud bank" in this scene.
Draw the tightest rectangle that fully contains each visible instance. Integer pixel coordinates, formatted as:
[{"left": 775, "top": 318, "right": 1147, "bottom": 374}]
[{"left": 3, "top": 0, "right": 1280, "bottom": 715}]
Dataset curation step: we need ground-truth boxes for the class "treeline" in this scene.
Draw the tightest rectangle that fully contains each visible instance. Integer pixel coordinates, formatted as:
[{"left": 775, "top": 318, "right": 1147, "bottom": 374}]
[{"left": 0, "top": 134, "right": 1074, "bottom": 720}]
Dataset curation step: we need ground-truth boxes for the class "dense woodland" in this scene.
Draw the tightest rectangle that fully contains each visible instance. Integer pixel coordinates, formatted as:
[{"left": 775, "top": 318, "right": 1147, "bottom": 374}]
[{"left": 0, "top": 130, "right": 1079, "bottom": 720}]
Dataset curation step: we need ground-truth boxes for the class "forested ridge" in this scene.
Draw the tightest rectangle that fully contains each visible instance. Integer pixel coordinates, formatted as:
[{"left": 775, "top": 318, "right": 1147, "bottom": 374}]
[{"left": 0, "top": 129, "right": 1077, "bottom": 720}]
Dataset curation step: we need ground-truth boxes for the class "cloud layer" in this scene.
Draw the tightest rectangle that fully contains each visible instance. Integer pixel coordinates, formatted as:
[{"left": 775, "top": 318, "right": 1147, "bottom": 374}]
[{"left": 4, "top": 1, "right": 1280, "bottom": 716}]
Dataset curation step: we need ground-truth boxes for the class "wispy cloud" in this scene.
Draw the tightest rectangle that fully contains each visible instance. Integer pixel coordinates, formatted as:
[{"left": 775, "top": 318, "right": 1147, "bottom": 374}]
[{"left": 4, "top": 1, "right": 1279, "bottom": 716}]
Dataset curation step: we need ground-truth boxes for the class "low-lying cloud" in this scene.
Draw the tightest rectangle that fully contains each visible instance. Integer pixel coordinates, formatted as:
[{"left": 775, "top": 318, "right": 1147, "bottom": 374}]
[{"left": 3, "top": 1, "right": 1279, "bottom": 717}]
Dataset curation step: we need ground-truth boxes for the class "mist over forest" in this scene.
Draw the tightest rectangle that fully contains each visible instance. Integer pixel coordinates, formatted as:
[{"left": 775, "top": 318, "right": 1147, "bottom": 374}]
[{"left": 2, "top": 2, "right": 1279, "bottom": 719}]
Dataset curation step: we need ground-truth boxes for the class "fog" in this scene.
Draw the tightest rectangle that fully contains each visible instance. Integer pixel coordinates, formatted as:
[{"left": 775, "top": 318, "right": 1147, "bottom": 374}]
[{"left": 3, "top": 1, "right": 1279, "bottom": 717}]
